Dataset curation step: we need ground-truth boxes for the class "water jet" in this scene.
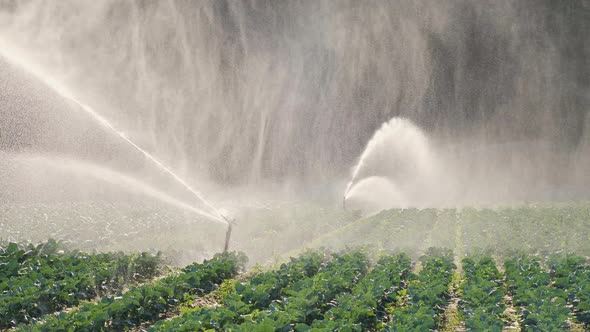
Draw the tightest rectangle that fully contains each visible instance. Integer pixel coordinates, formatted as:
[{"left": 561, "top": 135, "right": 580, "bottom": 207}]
[{"left": 0, "top": 40, "right": 228, "bottom": 226}]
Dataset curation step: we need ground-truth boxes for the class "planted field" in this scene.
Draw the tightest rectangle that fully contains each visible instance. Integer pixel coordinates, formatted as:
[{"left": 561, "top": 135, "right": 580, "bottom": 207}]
[
  {"left": 2, "top": 1, "right": 589, "bottom": 330},
  {"left": 306, "top": 204, "right": 590, "bottom": 258},
  {"left": 2, "top": 205, "right": 590, "bottom": 331},
  {"left": 4, "top": 249, "right": 590, "bottom": 331}
]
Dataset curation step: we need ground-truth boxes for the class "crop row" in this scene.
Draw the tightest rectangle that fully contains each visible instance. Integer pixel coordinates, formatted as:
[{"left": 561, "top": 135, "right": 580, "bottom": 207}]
[
  {"left": 149, "top": 250, "right": 327, "bottom": 331},
  {"left": 234, "top": 251, "right": 371, "bottom": 331},
  {"left": 504, "top": 255, "right": 570, "bottom": 331},
  {"left": 460, "top": 206, "right": 590, "bottom": 257},
  {"left": 550, "top": 255, "right": 590, "bottom": 327},
  {"left": 9, "top": 243, "right": 590, "bottom": 331},
  {"left": 384, "top": 249, "right": 456, "bottom": 331},
  {"left": 311, "top": 253, "right": 412, "bottom": 331},
  {"left": 459, "top": 254, "right": 590, "bottom": 331},
  {"left": 460, "top": 256, "right": 505, "bottom": 331},
  {"left": 19, "top": 252, "right": 246, "bottom": 331},
  {"left": 0, "top": 240, "right": 161, "bottom": 329},
  {"left": 151, "top": 251, "right": 419, "bottom": 332}
]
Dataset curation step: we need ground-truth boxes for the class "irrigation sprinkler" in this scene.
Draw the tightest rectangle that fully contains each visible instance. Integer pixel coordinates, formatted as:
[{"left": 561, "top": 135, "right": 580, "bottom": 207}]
[{"left": 222, "top": 215, "right": 236, "bottom": 253}]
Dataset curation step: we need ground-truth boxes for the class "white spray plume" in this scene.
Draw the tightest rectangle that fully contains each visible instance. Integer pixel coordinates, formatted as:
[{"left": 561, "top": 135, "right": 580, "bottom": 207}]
[
  {"left": 0, "top": 38, "right": 227, "bottom": 225},
  {"left": 344, "top": 117, "right": 436, "bottom": 211}
]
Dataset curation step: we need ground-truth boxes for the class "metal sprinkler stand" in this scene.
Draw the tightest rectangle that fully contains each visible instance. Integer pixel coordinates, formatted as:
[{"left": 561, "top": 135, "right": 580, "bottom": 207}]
[{"left": 222, "top": 215, "right": 236, "bottom": 253}]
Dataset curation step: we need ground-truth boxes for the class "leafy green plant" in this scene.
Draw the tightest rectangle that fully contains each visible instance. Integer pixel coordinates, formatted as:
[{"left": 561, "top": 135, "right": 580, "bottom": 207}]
[
  {"left": 150, "top": 250, "right": 327, "bottom": 331},
  {"left": 20, "top": 251, "right": 246, "bottom": 332},
  {"left": 311, "top": 253, "right": 412, "bottom": 331},
  {"left": 505, "top": 255, "right": 570, "bottom": 331},
  {"left": 460, "top": 256, "right": 505, "bottom": 331},
  {"left": 0, "top": 240, "right": 162, "bottom": 329},
  {"left": 549, "top": 255, "right": 590, "bottom": 327},
  {"left": 233, "top": 251, "right": 370, "bottom": 331},
  {"left": 385, "top": 250, "right": 456, "bottom": 331}
]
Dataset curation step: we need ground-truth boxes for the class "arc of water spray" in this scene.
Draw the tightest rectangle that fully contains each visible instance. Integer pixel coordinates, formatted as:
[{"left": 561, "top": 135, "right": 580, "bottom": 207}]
[
  {"left": 0, "top": 40, "right": 228, "bottom": 225},
  {"left": 344, "top": 122, "right": 392, "bottom": 198},
  {"left": 343, "top": 127, "right": 386, "bottom": 201},
  {"left": 10, "top": 153, "right": 224, "bottom": 222},
  {"left": 78, "top": 106, "right": 227, "bottom": 223},
  {"left": 343, "top": 117, "right": 416, "bottom": 209},
  {"left": 343, "top": 124, "right": 385, "bottom": 206}
]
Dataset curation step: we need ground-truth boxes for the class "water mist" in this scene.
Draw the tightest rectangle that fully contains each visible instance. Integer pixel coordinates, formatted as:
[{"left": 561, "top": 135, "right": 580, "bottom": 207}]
[
  {"left": 0, "top": 0, "right": 588, "bottom": 262},
  {"left": 0, "top": 39, "right": 228, "bottom": 225}
]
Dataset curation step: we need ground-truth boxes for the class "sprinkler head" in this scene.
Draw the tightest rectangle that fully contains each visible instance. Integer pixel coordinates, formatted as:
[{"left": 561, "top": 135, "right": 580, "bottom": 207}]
[{"left": 221, "top": 214, "right": 236, "bottom": 225}]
